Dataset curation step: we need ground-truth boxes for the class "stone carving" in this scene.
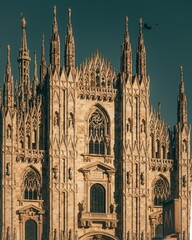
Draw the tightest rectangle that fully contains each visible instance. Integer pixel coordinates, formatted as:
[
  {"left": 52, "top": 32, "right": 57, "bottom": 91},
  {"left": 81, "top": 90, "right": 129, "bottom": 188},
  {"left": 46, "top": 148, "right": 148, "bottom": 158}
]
[
  {"left": 140, "top": 172, "right": 144, "bottom": 185},
  {"left": 78, "top": 200, "right": 85, "bottom": 212},
  {"left": 182, "top": 175, "right": 187, "bottom": 188},
  {"left": 127, "top": 231, "right": 130, "bottom": 240},
  {"left": 6, "top": 226, "right": 10, "bottom": 240},
  {"left": 69, "top": 112, "right": 74, "bottom": 127},
  {"left": 7, "top": 125, "right": 12, "bottom": 139},
  {"left": 141, "top": 231, "right": 144, "bottom": 240},
  {"left": 68, "top": 229, "right": 72, "bottom": 240},
  {"left": 54, "top": 229, "right": 57, "bottom": 240},
  {"left": 127, "top": 171, "right": 132, "bottom": 185},
  {"left": 6, "top": 162, "right": 10, "bottom": 176},
  {"left": 54, "top": 112, "right": 59, "bottom": 126},
  {"left": 13, "top": 227, "right": 17, "bottom": 240},
  {"left": 69, "top": 167, "right": 73, "bottom": 180},
  {"left": 52, "top": 165, "right": 58, "bottom": 180}
]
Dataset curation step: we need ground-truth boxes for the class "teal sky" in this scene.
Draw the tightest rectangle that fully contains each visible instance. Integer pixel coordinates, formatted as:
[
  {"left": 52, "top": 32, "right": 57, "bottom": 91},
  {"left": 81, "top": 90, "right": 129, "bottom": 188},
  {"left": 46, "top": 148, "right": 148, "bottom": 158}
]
[{"left": 0, "top": 0, "right": 192, "bottom": 127}]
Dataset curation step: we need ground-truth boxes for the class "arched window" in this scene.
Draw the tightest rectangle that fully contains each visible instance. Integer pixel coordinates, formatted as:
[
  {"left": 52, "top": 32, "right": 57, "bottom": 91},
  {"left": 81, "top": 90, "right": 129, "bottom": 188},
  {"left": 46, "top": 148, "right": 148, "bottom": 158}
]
[
  {"left": 155, "top": 224, "right": 163, "bottom": 238},
  {"left": 24, "top": 169, "right": 41, "bottom": 200},
  {"left": 90, "top": 184, "right": 106, "bottom": 213},
  {"left": 89, "top": 109, "right": 110, "bottom": 155},
  {"left": 25, "top": 220, "right": 37, "bottom": 240},
  {"left": 154, "top": 177, "right": 169, "bottom": 206}
]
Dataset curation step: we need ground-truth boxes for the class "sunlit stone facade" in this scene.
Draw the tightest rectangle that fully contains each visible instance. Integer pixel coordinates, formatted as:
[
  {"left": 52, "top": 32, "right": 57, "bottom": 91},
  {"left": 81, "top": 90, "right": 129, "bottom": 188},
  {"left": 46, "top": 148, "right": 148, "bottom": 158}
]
[{"left": 0, "top": 6, "right": 191, "bottom": 240}]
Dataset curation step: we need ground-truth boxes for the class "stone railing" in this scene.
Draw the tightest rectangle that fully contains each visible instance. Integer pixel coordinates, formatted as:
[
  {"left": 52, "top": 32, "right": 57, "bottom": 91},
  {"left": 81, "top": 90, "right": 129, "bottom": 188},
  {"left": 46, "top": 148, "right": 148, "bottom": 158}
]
[
  {"left": 79, "top": 211, "right": 117, "bottom": 229},
  {"left": 149, "top": 158, "right": 174, "bottom": 172},
  {"left": 16, "top": 149, "right": 46, "bottom": 163},
  {"left": 77, "top": 84, "right": 117, "bottom": 102}
]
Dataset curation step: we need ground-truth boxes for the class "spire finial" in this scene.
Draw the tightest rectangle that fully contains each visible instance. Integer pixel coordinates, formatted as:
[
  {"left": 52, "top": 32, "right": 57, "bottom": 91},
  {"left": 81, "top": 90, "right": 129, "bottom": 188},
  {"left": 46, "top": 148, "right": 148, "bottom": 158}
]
[
  {"left": 20, "top": 16, "right": 28, "bottom": 50},
  {"left": 6, "top": 44, "right": 11, "bottom": 76},
  {"left": 52, "top": 5, "right": 58, "bottom": 34},
  {"left": 34, "top": 50, "right": 37, "bottom": 76},
  {"left": 158, "top": 102, "right": 161, "bottom": 116},
  {"left": 22, "top": 17, "right": 26, "bottom": 28},
  {"left": 139, "top": 18, "right": 143, "bottom": 34},
  {"left": 125, "top": 16, "right": 128, "bottom": 33},
  {"left": 68, "top": 8, "right": 71, "bottom": 24},
  {"left": 42, "top": 33, "right": 45, "bottom": 59},
  {"left": 7, "top": 45, "right": 10, "bottom": 65},
  {"left": 54, "top": 5, "right": 56, "bottom": 19},
  {"left": 180, "top": 65, "right": 183, "bottom": 82}
]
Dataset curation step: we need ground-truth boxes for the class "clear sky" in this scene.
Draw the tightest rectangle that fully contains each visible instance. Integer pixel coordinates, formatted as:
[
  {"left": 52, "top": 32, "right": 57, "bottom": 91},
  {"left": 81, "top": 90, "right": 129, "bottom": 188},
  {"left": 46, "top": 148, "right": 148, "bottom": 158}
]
[{"left": 0, "top": 0, "right": 192, "bottom": 128}]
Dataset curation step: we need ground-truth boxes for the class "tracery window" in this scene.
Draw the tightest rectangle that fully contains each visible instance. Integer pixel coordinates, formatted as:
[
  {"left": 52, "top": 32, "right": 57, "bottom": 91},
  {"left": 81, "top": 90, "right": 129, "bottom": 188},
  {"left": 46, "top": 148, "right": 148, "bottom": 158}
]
[
  {"left": 90, "top": 184, "right": 106, "bottom": 213},
  {"left": 154, "top": 177, "right": 169, "bottom": 206},
  {"left": 24, "top": 169, "right": 41, "bottom": 200},
  {"left": 89, "top": 109, "right": 110, "bottom": 155}
]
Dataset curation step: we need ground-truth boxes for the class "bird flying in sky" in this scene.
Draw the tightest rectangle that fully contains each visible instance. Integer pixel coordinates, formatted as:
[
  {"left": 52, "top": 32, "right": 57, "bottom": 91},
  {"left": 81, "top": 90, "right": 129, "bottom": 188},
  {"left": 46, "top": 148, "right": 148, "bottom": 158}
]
[{"left": 143, "top": 23, "right": 159, "bottom": 30}]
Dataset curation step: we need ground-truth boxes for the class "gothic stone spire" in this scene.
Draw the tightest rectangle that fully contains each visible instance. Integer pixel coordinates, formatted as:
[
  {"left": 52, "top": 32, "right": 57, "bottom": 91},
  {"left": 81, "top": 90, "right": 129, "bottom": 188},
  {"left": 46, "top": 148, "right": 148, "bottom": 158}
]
[
  {"left": 18, "top": 17, "right": 31, "bottom": 104},
  {"left": 177, "top": 65, "right": 187, "bottom": 125},
  {"left": 136, "top": 18, "right": 146, "bottom": 81},
  {"left": 50, "top": 5, "right": 60, "bottom": 72},
  {"left": 120, "top": 16, "right": 132, "bottom": 78},
  {"left": 65, "top": 8, "right": 75, "bottom": 74},
  {"left": 3, "top": 45, "right": 14, "bottom": 109},
  {"left": 40, "top": 34, "right": 47, "bottom": 85}
]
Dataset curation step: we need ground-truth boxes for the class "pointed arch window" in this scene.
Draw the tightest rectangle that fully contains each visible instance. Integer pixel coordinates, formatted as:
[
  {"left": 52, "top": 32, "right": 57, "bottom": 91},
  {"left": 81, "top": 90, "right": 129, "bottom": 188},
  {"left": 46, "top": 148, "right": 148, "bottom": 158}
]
[
  {"left": 90, "top": 184, "right": 106, "bottom": 213},
  {"left": 154, "top": 177, "right": 169, "bottom": 206},
  {"left": 88, "top": 108, "right": 110, "bottom": 155},
  {"left": 24, "top": 169, "right": 41, "bottom": 200}
]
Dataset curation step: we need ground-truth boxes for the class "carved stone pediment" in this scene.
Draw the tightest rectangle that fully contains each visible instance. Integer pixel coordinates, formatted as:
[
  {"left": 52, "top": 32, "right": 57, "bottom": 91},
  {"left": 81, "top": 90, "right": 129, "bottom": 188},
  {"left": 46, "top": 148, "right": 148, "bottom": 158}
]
[
  {"left": 79, "top": 161, "right": 115, "bottom": 173},
  {"left": 16, "top": 204, "right": 45, "bottom": 217}
]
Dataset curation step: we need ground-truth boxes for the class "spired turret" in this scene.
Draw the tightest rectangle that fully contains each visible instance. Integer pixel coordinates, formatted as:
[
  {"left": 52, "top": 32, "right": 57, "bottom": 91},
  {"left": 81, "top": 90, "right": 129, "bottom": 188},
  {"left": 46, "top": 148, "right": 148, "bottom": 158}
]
[
  {"left": 174, "top": 65, "right": 191, "bottom": 239},
  {"left": 17, "top": 17, "right": 31, "bottom": 108}
]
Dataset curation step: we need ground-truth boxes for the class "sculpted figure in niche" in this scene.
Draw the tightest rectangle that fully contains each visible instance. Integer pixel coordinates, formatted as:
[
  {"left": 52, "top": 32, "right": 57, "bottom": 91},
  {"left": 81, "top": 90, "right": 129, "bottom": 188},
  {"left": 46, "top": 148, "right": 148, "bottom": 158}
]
[
  {"left": 6, "top": 162, "right": 10, "bottom": 176},
  {"left": 140, "top": 172, "right": 144, "bottom": 185},
  {"left": 6, "top": 226, "right": 10, "bottom": 240},
  {"left": 141, "top": 119, "right": 146, "bottom": 133},
  {"left": 54, "top": 111, "right": 59, "bottom": 126},
  {"left": 127, "top": 231, "right": 130, "bottom": 240},
  {"left": 68, "top": 229, "right": 72, "bottom": 240},
  {"left": 54, "top": 229, "right": 57, "bottom": 240},
  {"left": 127, "top": 171, "right": 132, "bottom": 185},
  {"left": 69, "top": 112, "right": 74, "bottom": 128},
  {"left": 183, "top": 139, "right": 187, "bottom": 152},
  {"left": 69, "top": 167, "right": 73, "bottom": 180},
  {"left": 7, "top": 125, "right": 12, "bottom": 139},
  {"left": 127, "top": 118, "right": 132, "bottom": 133}
]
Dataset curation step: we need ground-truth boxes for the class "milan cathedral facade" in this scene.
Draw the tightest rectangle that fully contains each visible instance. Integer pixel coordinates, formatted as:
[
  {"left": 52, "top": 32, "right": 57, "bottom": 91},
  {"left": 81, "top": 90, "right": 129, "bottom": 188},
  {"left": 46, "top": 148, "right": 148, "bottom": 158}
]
[{"left": 0, "top": 6, "right": 191, "bottom": 240}]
